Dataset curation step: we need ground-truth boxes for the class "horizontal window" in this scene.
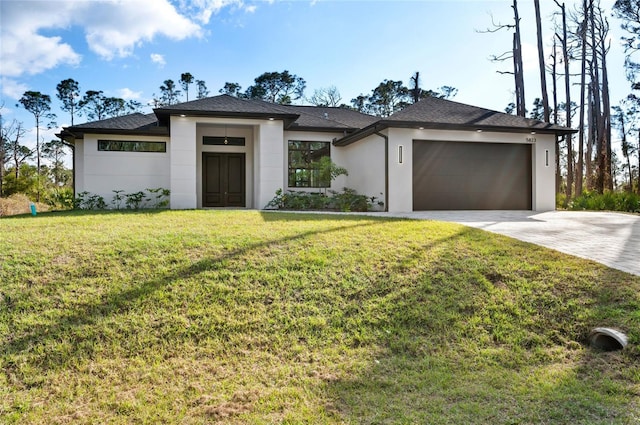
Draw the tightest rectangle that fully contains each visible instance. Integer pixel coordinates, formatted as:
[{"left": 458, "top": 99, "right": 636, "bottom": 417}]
[
  {"left": 288, "top": 140, "right": 331, "bottom": 188},
  {"left": 98, "top": 140, "right": 166, "bottom": 153},
  {"left": 203, "top": 136, "right": 245, "bottom": 146}
]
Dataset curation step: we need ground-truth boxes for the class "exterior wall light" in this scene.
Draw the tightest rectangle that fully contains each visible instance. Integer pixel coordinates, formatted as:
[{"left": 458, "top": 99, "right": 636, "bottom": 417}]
[
  {"left": 476, "top": 129, "right": 483, "bottom": 133},
  {"left": 398, "top": 145, "right": 403, "bottom": 164},
  {"left": 545, "top": 149, "right": 549, "bottom": 167}
]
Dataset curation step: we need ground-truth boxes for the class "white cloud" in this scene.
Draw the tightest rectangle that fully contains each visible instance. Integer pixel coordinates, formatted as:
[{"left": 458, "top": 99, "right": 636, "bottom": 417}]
[
  {"left": 0, "top": 2, "right": 81, "bottom": 78},
  {"left": 118, "top": 88, "right": 143, "bottom": 100},
  {"left": 1, "top": 77, "right": 28, "bottom": 100},
  {"left": 82, "top": 0, "right": 203, "bottom": 60},
  {"left": 0, "top": 0, "right": 203, "bottom": 79},
  {"left": 150, "top": 53, "right": 167, "bottom": 67},
  {"left": 180, "top": 0, "right": 258, "bottom": 23}
]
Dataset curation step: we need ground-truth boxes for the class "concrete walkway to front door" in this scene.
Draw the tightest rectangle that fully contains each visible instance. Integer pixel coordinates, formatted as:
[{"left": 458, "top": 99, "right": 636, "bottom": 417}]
[{"left": 368, "top": 210, "right": 640, "bottom": 276}]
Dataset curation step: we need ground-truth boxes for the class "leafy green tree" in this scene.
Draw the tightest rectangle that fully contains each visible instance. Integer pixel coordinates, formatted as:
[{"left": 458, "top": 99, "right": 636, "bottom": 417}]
[
  {"left": 80, "top": 91, "right": 110, "bottom": 120},
  {"left": 367, "top": 80, "right": 410, "bottom": 117},
  {"left": 530, "top": 98, "right": 545, "bottom": 120},
  {"left": 180, "top": 72, "right": 194, "bottom": 101},
  {"left": 350, "top": 94, "right": 370, "bottom": 114},
  {"left": 56, "top": 78, "right": 81, "bottom": 125},
  {"left": 196, "top": 80, "right": 209, "bottom": 99},
  {"left": 316, "top": 156, "right": 348, "bottom": 190},
  {"left": 219, "top": 82, "right": 243, "bottom": 97},
  {"left": 18, "top": 91, "right": 56, "bottom": 201},
  {"left": 2, "top": 163, "right": 38, "bottom": 197},
  {"left": 160, "top": 79, "right": 181, "bottom": 105},
  {"left": 42, "top": 139, "right": 68, "bottom": 186},
  {"left": 245, "top": 70, "right": 306, "bottom": 104},
  {"left": 80, "top": 91, "right": 139, "bottom": 120}
]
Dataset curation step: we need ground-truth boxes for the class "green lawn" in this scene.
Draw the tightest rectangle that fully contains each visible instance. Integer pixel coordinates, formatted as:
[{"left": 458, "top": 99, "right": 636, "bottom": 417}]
[{"left": 1, "top": 210, "right": 639, "bottom": 424}]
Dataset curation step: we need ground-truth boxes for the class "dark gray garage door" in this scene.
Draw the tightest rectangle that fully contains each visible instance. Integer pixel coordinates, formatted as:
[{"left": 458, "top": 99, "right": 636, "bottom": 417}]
[{"left": 413, "top": 140, "right": 532, "bottom": 210}]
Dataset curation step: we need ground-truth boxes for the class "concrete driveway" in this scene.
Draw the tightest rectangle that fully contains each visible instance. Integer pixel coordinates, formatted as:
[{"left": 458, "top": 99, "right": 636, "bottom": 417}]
[{"left": 370, "top": 210, "right": 640, "bottom": 276}]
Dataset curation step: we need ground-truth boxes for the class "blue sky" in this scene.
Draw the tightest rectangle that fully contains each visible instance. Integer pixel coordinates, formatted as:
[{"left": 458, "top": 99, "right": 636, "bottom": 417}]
[{"left": 0, "top": 0, "right": 628, "bottom": 157}]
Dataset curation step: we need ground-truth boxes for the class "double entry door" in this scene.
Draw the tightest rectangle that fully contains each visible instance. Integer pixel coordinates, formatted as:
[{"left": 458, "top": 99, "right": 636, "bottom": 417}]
[{"left": 202, "top": 153, "right": 246, "bottom": 207}]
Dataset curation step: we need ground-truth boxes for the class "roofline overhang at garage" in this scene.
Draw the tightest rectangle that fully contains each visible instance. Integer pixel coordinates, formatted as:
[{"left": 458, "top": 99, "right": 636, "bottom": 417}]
[{"left": 333, "top": 120, "right": 578, "bottom": 147}]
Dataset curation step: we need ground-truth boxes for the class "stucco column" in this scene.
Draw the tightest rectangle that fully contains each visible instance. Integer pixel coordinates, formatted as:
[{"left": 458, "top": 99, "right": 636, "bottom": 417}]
[
  {"left": 170, "top": 116, "right": 198, "bottom": 209},
  {"left": 255, "top": 120, "right": 284, "bottom": 209}
]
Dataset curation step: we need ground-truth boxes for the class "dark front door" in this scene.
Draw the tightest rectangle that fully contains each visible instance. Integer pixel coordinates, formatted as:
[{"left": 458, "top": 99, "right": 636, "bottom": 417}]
[{"left": 203, "top": 153, "right": 246, "bottom": 207}]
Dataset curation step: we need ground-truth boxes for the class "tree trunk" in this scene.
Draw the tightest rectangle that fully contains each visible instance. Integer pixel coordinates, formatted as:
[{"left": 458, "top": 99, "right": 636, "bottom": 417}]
[
  {"left": 590, "top": 1, "right": 605, "bottom": 193},
  {"left": 552, "top": 39, "right": 561, "bottom": 194},
  {"left": 534, "top": 0, "right": 551, "bottom": 122},
  {"left": 586, "top": 82, "right": 594, "bottom": 189},
  {"left": 600, "top": 31, "right": 612, "bottom": 191},
  {"left": 513, "top": 0, "right": 526, "bottom": 117},
  {"left": 556, "top": 1, "right": 573, "bottom": 205},
  {"left": 576, "top": 0, "right": 588, "bottom": 197}
]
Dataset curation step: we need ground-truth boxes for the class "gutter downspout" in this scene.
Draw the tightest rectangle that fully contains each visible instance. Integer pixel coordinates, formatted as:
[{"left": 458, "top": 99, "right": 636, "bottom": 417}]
[{"left": 374, "top": 131, "right": 389, "bottom": 212}]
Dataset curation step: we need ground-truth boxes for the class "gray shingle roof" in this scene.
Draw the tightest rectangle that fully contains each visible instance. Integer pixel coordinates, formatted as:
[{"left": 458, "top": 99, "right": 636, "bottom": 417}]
[
  {"left": 70, "top": 113, "right": 160, "bottom": 131},
  {"left": 62, "top": 95, "right": 574, "bottom": 144},
  {"left": 155, "top": 94, "right": 293, "bottom": 115},
  {"left": 277, "top": 105, "right": 378, "bottom": 130},
  {"left": 386, "top": 96, "right": 570, "bottom": 131}
]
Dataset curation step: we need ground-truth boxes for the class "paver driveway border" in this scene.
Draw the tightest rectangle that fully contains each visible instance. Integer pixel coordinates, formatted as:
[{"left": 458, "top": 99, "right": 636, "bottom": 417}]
[{"left": 364, "top": 210, "right": 640, "bottom": 277}]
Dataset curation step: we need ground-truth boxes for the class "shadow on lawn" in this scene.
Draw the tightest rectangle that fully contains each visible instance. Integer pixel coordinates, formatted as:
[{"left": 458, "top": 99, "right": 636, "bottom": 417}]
[
  {"left": 1, "top": 218, "right": 382, "bottom": 375},
  {"left": 321, "top": 229, "right": 640, "bottom": 423}
]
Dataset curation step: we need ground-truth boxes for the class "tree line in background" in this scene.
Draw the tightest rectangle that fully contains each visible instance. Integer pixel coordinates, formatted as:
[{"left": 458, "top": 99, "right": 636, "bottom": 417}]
[{"left": 487, "top": 0, "right": 640, "bottom": 205}]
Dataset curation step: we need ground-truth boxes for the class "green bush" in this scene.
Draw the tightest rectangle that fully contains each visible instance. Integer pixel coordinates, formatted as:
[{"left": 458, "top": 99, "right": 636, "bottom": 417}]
[
  {"left": 267, "top": 187, "right": 378, "bottom": 212},
  {"left": 569, "top": 191, "right": 640, "bottom": 213},
  {"left": 74, "top": 188, "right": 171, "bottom": 210},
  {"left": 44, "top": 187, "right": 74, "bottom": 210},
  {"left": 266, "top": 189, "right": 329, "bottom": 210},
  {"left": 328, "top": 188, "right": 371, "bottom": 212}
]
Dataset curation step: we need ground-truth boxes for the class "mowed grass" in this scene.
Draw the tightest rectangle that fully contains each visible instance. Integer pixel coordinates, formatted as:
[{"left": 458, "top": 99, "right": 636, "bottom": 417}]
[{"left": 1, "top": 210, "right": 639, "bottom": 424}]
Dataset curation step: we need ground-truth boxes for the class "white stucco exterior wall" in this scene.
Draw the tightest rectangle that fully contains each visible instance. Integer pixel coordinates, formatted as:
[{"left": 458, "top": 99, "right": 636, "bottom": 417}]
[
  {"left": 76, "top": 133, "right": 169, "bottom": 206},
  {"left": 349, "top": 128, "right": 556, "bottom": 212},
  {"left": 337, "top": 132, "right": 386, "bottom": 209},
  {"left": 255, "top": 120, "right": 285, "bottom": 209},
  {"left": 170, "top": 116, "right": 198, "bottom": 209},
  {"left": 531, "top": 133, "right": 556, "bottom": 211}
]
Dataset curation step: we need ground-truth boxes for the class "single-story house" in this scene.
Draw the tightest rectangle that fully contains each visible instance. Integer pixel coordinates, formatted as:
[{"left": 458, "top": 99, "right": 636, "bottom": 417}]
[{"left": 59, "top": 94, "right": 574, "bottom": 212}]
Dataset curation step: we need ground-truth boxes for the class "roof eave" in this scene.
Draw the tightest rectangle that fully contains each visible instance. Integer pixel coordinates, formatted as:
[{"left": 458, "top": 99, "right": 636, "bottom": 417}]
[
  {"left": 385, "top": 120, "right": 577, "bottom": 134},
  {"left": 154, "top": 108, "right": 300, "bottom": 127},
  {"left": 334, "top": 120, "right": 576, "bottom": 146},
  {"left": 286, "top": 125, "right": 358, "bottom": 133},
  {"left": 59, "top": 126, "right": 170, "bottom": 140}
]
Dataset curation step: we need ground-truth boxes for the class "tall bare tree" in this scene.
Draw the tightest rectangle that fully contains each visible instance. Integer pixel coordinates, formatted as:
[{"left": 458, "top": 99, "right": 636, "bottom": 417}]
[
  {"left": 534, "top": 0, "right": 551, "bottom": 122},
  {"left": 479, "top": 0, "right": 526, "bottom": 116},
  {"left": 308, "top": 86, "right": 342, "bottom": 107},
  {"left": 575, "top": 0, "right": 589, "bottom": 196},
  {"left": 554, "top": 1, "right": 574, "bottom": 203}
]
